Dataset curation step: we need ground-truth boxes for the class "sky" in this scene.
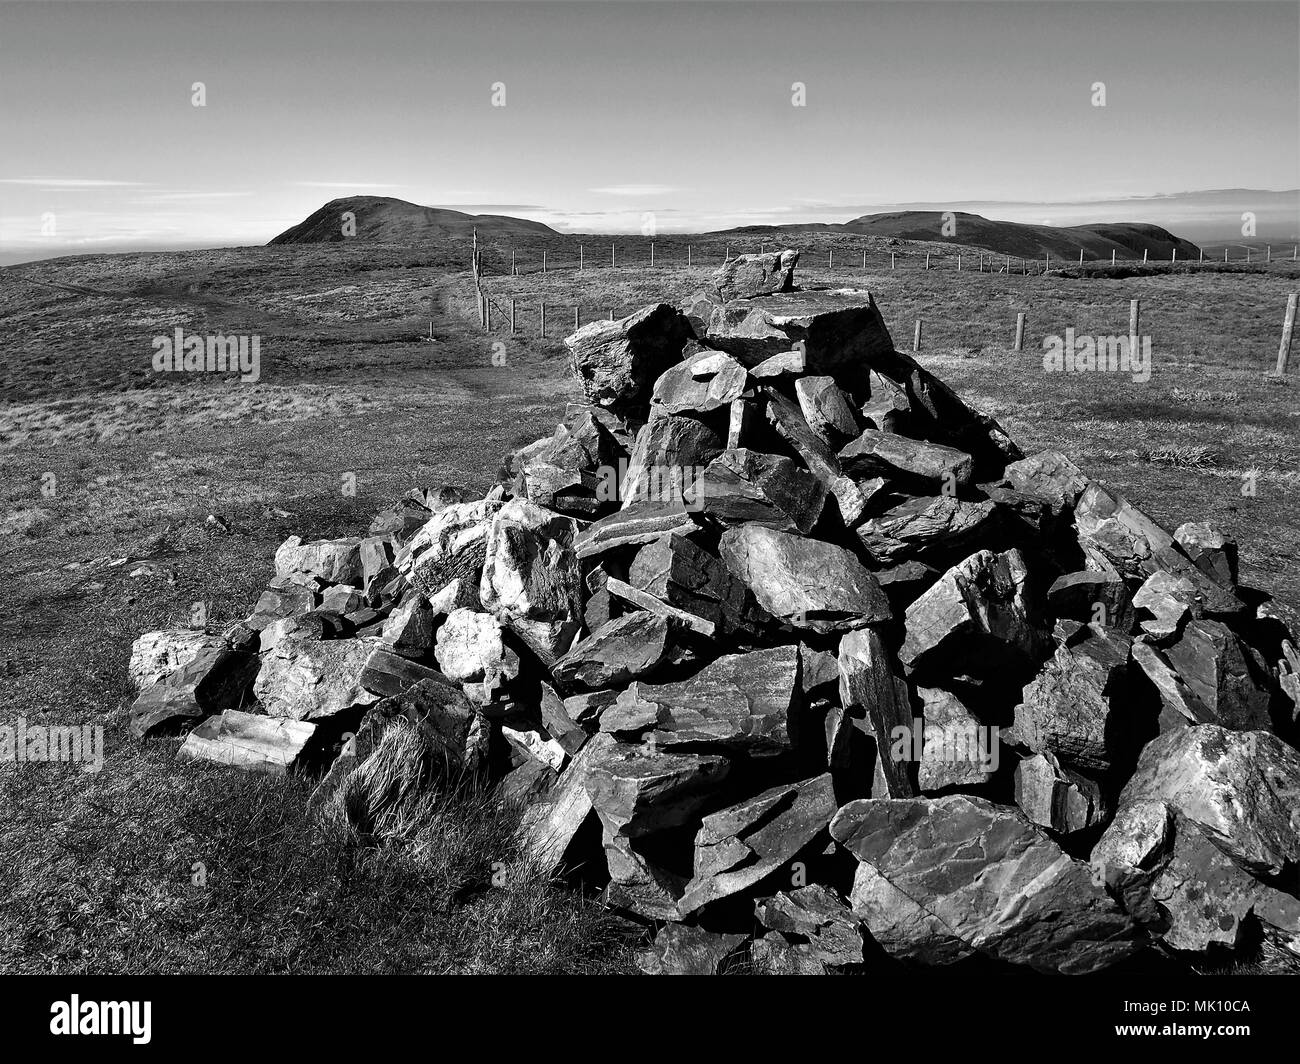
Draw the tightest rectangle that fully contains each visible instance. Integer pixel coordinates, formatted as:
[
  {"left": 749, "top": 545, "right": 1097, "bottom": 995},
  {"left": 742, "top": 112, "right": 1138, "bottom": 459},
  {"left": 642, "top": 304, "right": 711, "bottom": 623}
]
[{"left": 1, "top": 0, "right": 1297, "bottom": 263}]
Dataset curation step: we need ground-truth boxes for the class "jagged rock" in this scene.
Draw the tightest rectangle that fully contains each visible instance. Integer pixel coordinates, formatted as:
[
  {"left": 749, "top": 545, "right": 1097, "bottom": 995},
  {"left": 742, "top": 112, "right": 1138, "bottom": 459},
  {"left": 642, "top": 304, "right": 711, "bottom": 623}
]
[
  {"left": 874, "top": 560, "right": 938, "bottom": 612},
  {"left": 1161, "top": 620, "right": 1273, "bottom": 732},
  {"left": 583, "top": 566, "right": 614, "bottom": 633},
  {"left": 539, "top": 682, "right": 587, "bottom": 755},
  {"left": 618, "top": 413, "right": 721, "bottom": 511},
  {"left": 917, "top": 685, "right": 996, "bottom": 792},
  {"left": 711, "top": 249, "right": 799, "bottom": 301},
  {"left": 754, "top": 885, "right": 865, "bottom": 968},
  {"left": 563, "top": 688, "right": 619, "bottom": 727},
  {"left": 699, "top": 448, "right": 826, "bottom": 534},
  {"left": 628, "top": 533, "right": 748, "bottom": 634},
  {"left": 403, "top": 499, "right": 501, "bottom": 596},
  {"left": 604, "top": 644, "right": 800, "bottom": 753},
  {"left": 703, "top": 290, "right": 895, "bottom": 393},
  {"left": 678, "top": 773, "right": 837, "bottom": 915},
  {"left": 651, "top": 350, "right": 748, "bottom": 416},
  {"left": 130, "top": 641, "right": 258, "bottom": 738},
  {"left": 575, "top": 500, "right": 697, "bottom": 559},
  {"left": 381, "top": 596, "right": 435, "bottom": 653},
  {"left": 680, "top": 288, "right": 721, "bottom": 337},
  {"left": 750, "top": 347, "right": 805, "bottom": 379},
  {"left": 367, "top": 677, "right": 477, "bottom": 770},
  {"left": 129, "top": 629, "right": 227, "bottom": 689},
  {"left": 520, "top": 406, "right": 625, "bottom": 517},
  {"left": 1132, "top": 570, "right": 1199, "bottom": 640},
  {"left": 830, "top": 795, "right": 1138, "bottom": 973},
  {"left": 426, "top": 576, "right": 480, "bottom": 614},
  {"left": 1008, "top": 624, "right": 1134, "bottom": 773},
  {"left": 1174, "top": 521, "right": 1238, "bottom": 587},
  {"left": 247, "top": 578, "right": 317, "bottom": 629},
  {"left": 274, "top": 535, "right": 363, "bottom": 586},
  {"left": 1014, "top": 752, "right": 1106, "bottom": 835},
  {"left": 603, "top": 829, "right": 688, "bottom": 919},
  {"left": 587, "top": 743, "right": 730, "bottom": 837},
  {"left": 502, "top": 725, "right": 568, "bottom": 772},
  {"left": 1074, "top": 486, "right": 1242, "bottom": 620},
  {"left": 369, "top": 496, "right": 431, "bottom": 542},
  {"left": 635, "top": 924, "right": 746, "bottom": 975},
  {"left": 1002, "top": 451, "right": 1089, "bottom": 512},
  {"left": 358, "top": 645, "right": 447, "bottom": 700},
  {"left": 839, "top": 628, "right": 916, "bottom": 797},
  {"left": 762, "top": 386, "right": 869, "bottom": 526},
  {"left": 480, "top": 499, "right": 583, "bottom": 664},
  {"left": 320, "top": 584, "right": 364, "bottom": 615},
  {"left": 855, "top": 496, "right": 995, "bottom": 565},
  {"left": 498, "top": 758, "right": 558, "bottom": 808},
  {"left": 839, "top": 430, "right": 974, "bottom": 491},
  {"left": 565, "top": 303, "right": 693, "bottom": 412},
  {"left": 1131, "top": 639, "right": 1212, "bottom": 732},
  {"left": 254, "top": 633, "right": 379, "bottom": 721},
  {"left": 900, "top": 548, "right": 1048, "bottom": 679},
  {"left": 1047, "top": 570, "right": 1134, "bottom": 631},
  {"left": 177, "top": 709, "right": 315, "bottom": 775},
  {"left": 606, "top": 578, "right": 715, "bottom": 637},
  {"left": 749, "top": 932, "right": 827, "bottom": 974},
  {"left": 552, "top": 612, "right": 690, "bottom": 690},
  {"left": 719, "top": 524, "right": 892, "bottom": 634},
  {"left": 1099, "top": 725, "right": 1300, "bottom": 877},
  {"left": 726, "top": 395, "right": 755, "bottom": 448},
  {"left": 518, "top": 732, "right": 616, "bottom": 873},
  {"left": 434, "top": 608, "right": 518, "bottom": 688},
  {"left": 795, "top": 375, "right": 860, "bottom": 447}
]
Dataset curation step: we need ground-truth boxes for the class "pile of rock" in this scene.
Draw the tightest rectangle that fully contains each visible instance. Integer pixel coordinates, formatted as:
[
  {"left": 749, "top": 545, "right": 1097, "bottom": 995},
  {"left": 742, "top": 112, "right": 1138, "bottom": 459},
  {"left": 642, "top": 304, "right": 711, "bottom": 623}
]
[{"left": 129, "top": 249, "right": 1300, "bottom": 974}]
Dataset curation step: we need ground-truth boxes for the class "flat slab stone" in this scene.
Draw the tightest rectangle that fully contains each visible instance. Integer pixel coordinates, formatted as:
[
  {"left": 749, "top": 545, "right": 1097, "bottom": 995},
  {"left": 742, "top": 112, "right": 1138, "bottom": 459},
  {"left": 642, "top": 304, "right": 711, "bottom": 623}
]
[{"left": 177, "top": 709, "right": 316, "bottom": 775}]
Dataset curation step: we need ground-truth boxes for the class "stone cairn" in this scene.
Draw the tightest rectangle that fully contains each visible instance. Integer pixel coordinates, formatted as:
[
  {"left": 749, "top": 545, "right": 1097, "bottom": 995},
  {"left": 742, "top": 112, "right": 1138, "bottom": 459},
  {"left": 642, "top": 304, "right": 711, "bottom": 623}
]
[{"left": 129, "top": 249, "right": 1300, "bottom": 974}]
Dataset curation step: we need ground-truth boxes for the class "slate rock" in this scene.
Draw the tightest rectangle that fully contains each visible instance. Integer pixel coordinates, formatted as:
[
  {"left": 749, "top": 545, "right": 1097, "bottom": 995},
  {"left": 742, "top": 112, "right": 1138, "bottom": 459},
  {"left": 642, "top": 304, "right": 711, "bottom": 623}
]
[
  {"left": 1014, "top": 751, "right": 1106, "bottom": 836},
  {"left": 754, "top": 885, "right": 865, "bottom": 968},
  {"left": 177, "top": 709, "right": 316, "bottom": 775},
  {"left": 839, "top": 429, "right": 974, "bottom": 491},
  {"left": 254, "top": 633, "right": 380, "bottom": 722},
  {"left": 1002, "top": 450, "right": 1089, "bottom": 512},
  {"left": 1174, "top": 520, "right": 1238, "bottom": 587},
  {"left": 587, "top": 743, "right": 730, "bottom": 837},
  {"left": 575, "top": 500, "right": 697, "bottom": 559},
  {"left": 552, "top": 611, "right": 689, "bottom": 690},
  {"left": 479, "top": 499, "right": 584, "bottom": 664},
  {"left": 1008, "top": 624, "right": 1134, "bottom": 773},
  {"left": 403, "top": 499, "right": 501, "bottom": 597},
  {"left": 711, "top": 249, "right": 798, "bottom": 301},
  {"left": 900, "top": 548, "right": 1048, "bottom": 680},
  {"left": 855, "top": 496, "right": 995, "bottom": 566},
  {"left": 839, "top": 628, "right": 916, "bottom": 797},
  {"left": 651, "top": 349, "right": 748, "bottom": 416},
  {"left": 678, "top": 773, "right": 837, "bottom": 915},
  {"left": 917, "top": 685, "right": 997, "bottom": 792},
  {"left": 628, "top": 532, "right": 749, "bottom": 634},
  {"left": 635, "top": 924, "right": 747, "bottom": 975},
  {"left": 565, "top": 303, "right": 693, "bottom": 412},
  {"left": 762, "top": 385, "right": 870, "bottom": 527},
  {"left": 719, "top": 524, "right": 892, "bottom": 634},
  {"left": 830, "top": 795, "right": 1139, "bottom": 973},
  {"left": 619, "top": 413, "right": 721, "bottom": 511},
  {"left": 1047, "top": 570, "right": 1134, "bottom": 631},
  {"left": 274, "top": 535, "right": 363, "bottom": 586},
  {"left": 129, "top": 628, "right": 228, "bottom": 690},
  {"left": 518, "top": 732, "right": 616, "bottom": 873},
  {"left": 1162, "top": 619, "right": 1273, "bottom": 732},
  {"left": 130, "top": 641, "right": 259, "bottom": 739},
  {"left": 795, "top": 375, "right": 860, "bottom": 447},
  {"left": 699, "top": 447, "right": 826, "bottom": 534}
]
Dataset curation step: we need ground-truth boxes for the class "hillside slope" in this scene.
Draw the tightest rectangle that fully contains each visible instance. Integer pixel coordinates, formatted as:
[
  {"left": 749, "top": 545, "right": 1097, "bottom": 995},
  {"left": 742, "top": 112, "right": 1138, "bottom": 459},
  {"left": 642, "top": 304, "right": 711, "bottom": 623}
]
[
  {"left": 270, "top": 196, "right": 559, "bottom": 245},
  {"left": 836, "top": 211, "right": 1201, "bottom": 261}
]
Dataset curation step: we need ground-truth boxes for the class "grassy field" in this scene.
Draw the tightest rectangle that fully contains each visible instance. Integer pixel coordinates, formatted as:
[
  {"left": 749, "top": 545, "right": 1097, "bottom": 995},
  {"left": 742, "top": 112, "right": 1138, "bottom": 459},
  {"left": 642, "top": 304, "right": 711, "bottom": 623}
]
[{"left": 1, "top": 238, "right": 1297, "bottom": 973}]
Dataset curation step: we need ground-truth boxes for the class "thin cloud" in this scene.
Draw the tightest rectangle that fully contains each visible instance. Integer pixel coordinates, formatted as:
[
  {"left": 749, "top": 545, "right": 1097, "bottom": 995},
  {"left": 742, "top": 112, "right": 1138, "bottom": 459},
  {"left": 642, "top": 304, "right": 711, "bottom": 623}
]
[
  {"left": 291, "top": 181, "right": 405, "bottom": 189},
  {"left": 588, "top": 184, "right": 683, "bottom": 197},
  {"left": 0, "top": 178, "right": 150, "bottom": 190}
]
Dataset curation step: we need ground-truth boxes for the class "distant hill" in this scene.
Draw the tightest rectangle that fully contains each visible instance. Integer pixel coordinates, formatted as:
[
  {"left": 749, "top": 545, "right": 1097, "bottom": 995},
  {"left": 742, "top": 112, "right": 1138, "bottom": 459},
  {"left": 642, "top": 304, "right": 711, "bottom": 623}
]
[
  {"left": 269, "top": 196, "right": 560, "bottom": 245},
  {"left": 834, "top": 211, "right": 1201, "bottom": 261}
]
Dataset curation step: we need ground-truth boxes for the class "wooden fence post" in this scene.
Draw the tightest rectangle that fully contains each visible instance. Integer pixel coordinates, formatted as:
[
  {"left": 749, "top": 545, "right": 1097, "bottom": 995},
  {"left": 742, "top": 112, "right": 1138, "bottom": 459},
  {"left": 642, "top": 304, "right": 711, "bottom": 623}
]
[
  {"left": 608, "top": 309, "right": 615, "bottom": 321},
  {"left": 687, "top": 244, "right": 692, "bottom": 267},
  {"left": 957, "top": 254, "right": 962, "bottom": 271},
  {"left": 1079, "top": 249, "right": 1084, "bottom": 264},
  {"left": 484, "top": 296, "right": 491, "bottom": 332},
  {"left": 925, "top": 252, "right": 930, "bottom": 270},
  {"left": 1267, "top": 245, "right": 1272, "bottom": 263},
  {"left": 1143, "top": 249, "right": 1148, "bottom": 263},
  {"left": 1045, "top": 252, "right": 1050, "bottom": 272},
  {"left": 1172, "top": 248, "right": 1177, "bottom": 263},
  {"left": 611, "top": 242, "right": 615, "bottom": 267},
  {"left": 511, "top": 250, "right": 516, "bottom": 276},
  {"left": 862, "top": 249, "right": 867, "bottom": 269},
  {"left": 543, "top": 250, "right": 547, "bottom": 274},
  {"left": 1276, "top": 293, "right": 1297, "bottom": 375},
  {"left": 574, "top": 306, "right": 579, "bottom": 331},
  {"left": 1014, "top": 312, "right": 1025, "bottom": 352},
  {"left": 650, "top": 242, "right": 655, "bottom": 267},
  {"left": 510, "top": 298, "right": 516, "bottom": 335},
  {"left": 540, "top": 301, "right": 546, "bottom": 338},
  {"left": 829, "top": 249, "right": 833, "bottom": 268},
  {"left": 912, "top": 319, "right": 923, "bottom": 353},
  {"left": 1111, "top": 250, "right": 1116, "bottom": 265},
  {"left": 1129, "top": 298, "right": 1140, "bottom": 341},
  {"left": 579, "top": 245, "right": 584, "bottom": 271},
  {"left": 891, "top": 253, "right": 895, "bottom": 270}
]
